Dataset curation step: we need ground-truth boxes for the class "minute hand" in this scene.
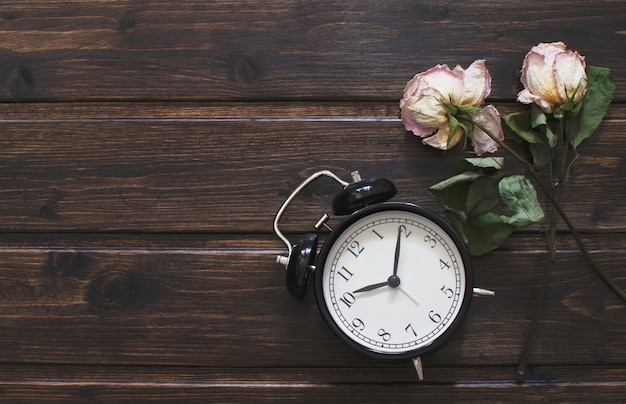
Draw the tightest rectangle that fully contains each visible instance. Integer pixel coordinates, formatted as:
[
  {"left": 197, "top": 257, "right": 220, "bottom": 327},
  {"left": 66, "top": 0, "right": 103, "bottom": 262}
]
[{"left": 392, "top": 226, "right": 402, "bottom": 277}]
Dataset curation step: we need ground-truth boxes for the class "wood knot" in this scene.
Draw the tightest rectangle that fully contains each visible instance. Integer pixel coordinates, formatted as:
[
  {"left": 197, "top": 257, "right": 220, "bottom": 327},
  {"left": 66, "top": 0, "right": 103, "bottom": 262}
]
[
  {"left": 591, "top": 206, "right": 610, "bottom": 223},
  {"left": 43, "top": 251, "right": 90, "bottom": 279},
  {"left": 86, "top": 270, "right": 157, "bottom": 313},
  {"left": 233, "top": 57, "right": 263, "bottom": 84},
  {"left": 1, "top": 12, "right": 18, "bottom": 21},
  {"left": 431, "top": 6, "right": 450, "bottom": 20},
  {"left": 117, "top": 16, "right": 136, "bottom": 31},
  {"left": 37, "top": 189, "right": 63, "bottom": 220},
  {"left": 8, "top": 64, "right": 35, "bottom": 100},
  {"left": 37, "top": 200, "right": 59, "bottom": 220}
]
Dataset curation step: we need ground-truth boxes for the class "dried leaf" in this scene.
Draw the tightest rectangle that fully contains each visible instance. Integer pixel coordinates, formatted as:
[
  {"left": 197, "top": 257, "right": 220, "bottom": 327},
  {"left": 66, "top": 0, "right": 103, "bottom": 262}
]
[
  {"left": 498, "top": 175, "right": 545, "bottom": 227},
  {"left": 502, "top": 109, "right": 552, "bottom": 169},
  {"left": 429, "top": 172, "right": 481, "bottom": 216},
  {"left": 567, "top": 66, "right": 615, "bottom": 149},
  {"left": 450, "top": 211, "right": 515, "bottom": 256},
  {"left": 466, "top": 177, "right": 500, "bottom": 216}
]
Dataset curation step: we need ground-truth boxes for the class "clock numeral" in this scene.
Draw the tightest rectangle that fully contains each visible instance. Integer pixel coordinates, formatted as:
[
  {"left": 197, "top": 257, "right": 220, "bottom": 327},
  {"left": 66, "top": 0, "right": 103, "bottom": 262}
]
[
  {"left": 347, "top": 241, "right": 364, "bottom": 258},
  {"left": 378, "top": 328, "right": 391, "bottom": 342},
  {"left": 399, "top": 225, "right": 412, "bottom": 238},
  {"left": 371, "top": 229, "right": 384, "bottom": 240},
  {"left": 352, "top": 318, "right": 365, "bottom": 331},
  {"left": 440, "top": 284, "right": 454, "bottom": 299},
  {"left": 439, "top": 258, "right": 451, "bottom": 271},
  {"left": 339, "top": 292, "right": 356, "bottom": 308},
  {"left": 424, "top": 234, "right": 437, "bottom": 248},
  {"left": 405, "top": 323, "right": 417, "bottom": 337},
  {"left": 337, "top": 266, "right": 354, "bottom": 282},
  {"left": 428, "top": 310, "right": 442, "bottom": 323}
]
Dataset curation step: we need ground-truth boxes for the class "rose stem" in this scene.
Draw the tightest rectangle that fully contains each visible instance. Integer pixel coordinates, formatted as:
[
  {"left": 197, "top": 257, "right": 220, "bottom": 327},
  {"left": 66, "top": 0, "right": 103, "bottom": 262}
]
[
  {"left": 516, "top": 117, "right": 569, "bottom": 375},
  {"left": 470, "top": 120, "right": 626, "bottom": 302}
]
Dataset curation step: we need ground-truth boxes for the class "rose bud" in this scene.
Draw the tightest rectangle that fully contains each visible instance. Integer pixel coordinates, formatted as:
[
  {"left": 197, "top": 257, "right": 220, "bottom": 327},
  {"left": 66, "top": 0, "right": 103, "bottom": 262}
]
[{"left": 517, "top": 42, "right": 587, "bottom": 117}]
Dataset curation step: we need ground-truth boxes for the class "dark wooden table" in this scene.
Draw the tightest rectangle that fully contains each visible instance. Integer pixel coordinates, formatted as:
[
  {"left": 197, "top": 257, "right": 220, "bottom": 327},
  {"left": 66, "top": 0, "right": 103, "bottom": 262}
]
[{"left": 0, "top": 1, "right": 625, "bottom": 401}]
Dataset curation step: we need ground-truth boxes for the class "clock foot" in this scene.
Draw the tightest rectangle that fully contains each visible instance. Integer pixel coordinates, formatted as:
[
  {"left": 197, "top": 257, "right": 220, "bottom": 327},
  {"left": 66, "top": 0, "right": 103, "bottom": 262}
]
[{"left": 412, "top": 357, "right": 424, "bottom": 381}]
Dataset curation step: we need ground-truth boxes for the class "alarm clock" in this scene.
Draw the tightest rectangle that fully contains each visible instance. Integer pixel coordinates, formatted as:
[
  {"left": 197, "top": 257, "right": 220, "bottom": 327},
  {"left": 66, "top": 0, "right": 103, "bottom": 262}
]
[{"left": 273, "top": 170, "right": 493, "bottom": 379}]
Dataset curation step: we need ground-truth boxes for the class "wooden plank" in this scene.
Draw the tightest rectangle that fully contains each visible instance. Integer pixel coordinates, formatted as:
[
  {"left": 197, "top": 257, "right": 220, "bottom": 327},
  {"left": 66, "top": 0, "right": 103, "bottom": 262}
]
[
  {"left": 0, "top": 103, "right": 624, "bottom": 233},
  {"left": 0, "top": 246, "right": 624, "bottom": 368},
  {"left": 0, "top": 101, "right": 400, "bottom": 120},
  {"left": 0, "top": 101, "right": 621, "bottom": 120},
  {"left": 0, "top": 230, "right": 622, "bottom": 251},
  {"left": 1, "top": 365, "right": 626, "bottom": 402},
  {"left": 0, "top": 1, "right": 624, "bottom": 101}
]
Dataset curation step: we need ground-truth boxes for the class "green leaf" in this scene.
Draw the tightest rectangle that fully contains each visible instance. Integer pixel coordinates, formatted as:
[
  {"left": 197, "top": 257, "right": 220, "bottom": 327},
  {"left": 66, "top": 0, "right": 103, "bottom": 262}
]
[
  {"left": 458, "top": 120, "right": 470, "bottom": 136},
  {"left": 530, "top": 104, "right": 557, "bottom": 148},
  {"left": 429, "top": 171, "right": 481, "bottom": 216},
  {"left": 502, "top": 111, "right": 538, "bottom": 143},
  {"left": 466, "top": 177, "right": 500, "bottom": 217},
  {"left": 528, "top": 143, "right": 552, "bottom": 170},
  {"left": 498, "top": 175, "right": 545, "bottom": 227},
  {"left": 502, "top": 109, "right": 553, "bottom": 169},
  {"left": 567, "top": 66, "right": 615, "bottom": 149},
  {"left": 448, "top": 115, "right": 460, "bottom": 147},
  {"left": 430, "top": 159, "right": 537, "bottom": 256},
  {"left": 458, "top": 212, "right": 515, "bottom": 256},
  {"left": 457, "top": 104, "right": 481, "bottom": 114},
  {"left": 444, "top": 212, "right": 469, "bottom": 246},
  {"left": 453, "top": 157, "right": 504, "bottom": 180},
  {"left": 464, "top": 157, "right": 504, "bottom": 171}
]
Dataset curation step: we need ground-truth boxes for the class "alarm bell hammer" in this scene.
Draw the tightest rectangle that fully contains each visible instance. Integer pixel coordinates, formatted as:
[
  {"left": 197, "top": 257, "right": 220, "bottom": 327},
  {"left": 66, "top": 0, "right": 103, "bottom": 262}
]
[{"left": 273, "top": 170, "right": 350, "bottom": 268}]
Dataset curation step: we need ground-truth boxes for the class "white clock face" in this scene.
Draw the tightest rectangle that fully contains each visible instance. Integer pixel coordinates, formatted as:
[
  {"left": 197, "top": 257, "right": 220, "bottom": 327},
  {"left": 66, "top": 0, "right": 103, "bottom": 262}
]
[{"left": 316, "top": 204, "right": 470, "bottom": 357}]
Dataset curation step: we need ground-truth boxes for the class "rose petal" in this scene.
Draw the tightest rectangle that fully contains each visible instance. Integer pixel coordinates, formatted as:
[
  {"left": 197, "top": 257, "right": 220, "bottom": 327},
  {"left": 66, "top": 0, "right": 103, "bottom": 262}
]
[
  {"left": 401, "top": 102, "right": 436, "bottom": 138},
  {"left": 516, "top": 88, "right": 540, "bottom": 105},
  {"left": 419, "top": 64, "right": 463, "bottom": 103},
  {"left": 532, "top": 42, "right": 567, "bottom": 57},
  {"left": 522, "top": 51, "right": 561, "bottom": 108},
  {"left": 554, "top": 51, "right": 587, "bottom": 103},
  {"left": 402, "top": 72, "right": 425, "bottom": 98},
  {"left": 422, "top": 124, "right": 464, "bottom": 150},
  {"left": 401, "top": 86, "right": 449, "bottom": 136},
  {"left": 459, "top": 59, "right": 491, "bottom": 106},
  {"left": 469, "top": 105, "right": 504, "bottom": 155}
]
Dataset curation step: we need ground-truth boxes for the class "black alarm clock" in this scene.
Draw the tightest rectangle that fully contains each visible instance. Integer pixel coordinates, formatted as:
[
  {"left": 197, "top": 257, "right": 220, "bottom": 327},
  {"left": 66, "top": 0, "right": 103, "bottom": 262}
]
[{"left": 273, "top": 170, "right": 493, "bottom": 379}]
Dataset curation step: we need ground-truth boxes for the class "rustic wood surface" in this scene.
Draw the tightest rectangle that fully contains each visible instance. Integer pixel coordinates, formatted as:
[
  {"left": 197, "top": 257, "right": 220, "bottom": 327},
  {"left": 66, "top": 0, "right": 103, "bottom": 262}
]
[{"left": 0, "top": 1, "right": 625, "bottom": 402}]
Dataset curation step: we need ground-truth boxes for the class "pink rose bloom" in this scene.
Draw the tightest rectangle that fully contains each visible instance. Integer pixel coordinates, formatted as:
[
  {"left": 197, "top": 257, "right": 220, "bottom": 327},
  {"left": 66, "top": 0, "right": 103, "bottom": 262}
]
[
  {"left": 400, "top": 60, "right": 504, "bottom": 155},
  {"left": 517, "top": 42, "right": 587, "bottom": 115}
]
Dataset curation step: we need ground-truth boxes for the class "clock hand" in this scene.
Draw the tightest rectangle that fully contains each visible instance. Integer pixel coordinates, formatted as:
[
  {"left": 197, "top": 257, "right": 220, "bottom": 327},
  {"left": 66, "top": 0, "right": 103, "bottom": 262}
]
[
  {"left": 353, "top": 230, "right": 405, "bottom": 295},
  {"left": 398, "top": 287, "right": 420, "bottom": 307},
  {"left": 392, "top": 226, "right": 402, "bottom": 278},
  {"left": 353, "top": 280, "right": 389, "bottom": 293}
]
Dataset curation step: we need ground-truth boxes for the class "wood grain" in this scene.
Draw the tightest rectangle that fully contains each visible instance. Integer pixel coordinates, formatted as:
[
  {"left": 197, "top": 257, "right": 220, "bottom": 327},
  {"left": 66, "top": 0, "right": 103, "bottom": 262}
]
[
  {"left": 0, "top": 103, "right": 624, "bottom": 233},
  {"left": 0, "top": 365, "right": 625, "bottom": 402},
  {"left": 0, "top": 0, "right": 625, "bottom": 400},
  {"left": 0, "top": 1, "right": 624, "bottom": 101},
  {"left": 0, "top": 244, "right": 624, "bottom": 368}
]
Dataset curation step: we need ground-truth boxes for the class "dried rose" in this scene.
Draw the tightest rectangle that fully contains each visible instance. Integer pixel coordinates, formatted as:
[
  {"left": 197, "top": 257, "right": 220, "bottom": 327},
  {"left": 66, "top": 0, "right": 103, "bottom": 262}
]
[
  {"left": 400, "top": 60, "right": 504, "bottom": 155},
  {"left": 517, "top": 42, "right": 587, "bottom": 116}
]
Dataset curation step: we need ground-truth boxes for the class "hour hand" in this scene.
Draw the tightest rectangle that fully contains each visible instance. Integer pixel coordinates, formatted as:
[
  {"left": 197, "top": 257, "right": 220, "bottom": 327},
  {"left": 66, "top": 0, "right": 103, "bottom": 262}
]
[{"left": 353, "top": 281, "right": 389, "bottom": 293}]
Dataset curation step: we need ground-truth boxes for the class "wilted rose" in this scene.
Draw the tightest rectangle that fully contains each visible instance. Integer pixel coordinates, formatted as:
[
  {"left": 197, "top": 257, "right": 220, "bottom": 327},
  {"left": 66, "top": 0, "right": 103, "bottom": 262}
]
[
  {"left": 517, "top": 42, "right": 587, "bottom": 116},
  {"left": 400, "top": 60, "right": 504, "bottom": 155}
]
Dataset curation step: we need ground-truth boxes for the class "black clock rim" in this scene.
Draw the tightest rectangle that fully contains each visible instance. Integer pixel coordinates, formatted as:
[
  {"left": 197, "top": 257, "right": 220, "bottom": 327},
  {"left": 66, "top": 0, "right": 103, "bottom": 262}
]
[{"left": 313, "top": 201, "right": 474, "bottom": 360}]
